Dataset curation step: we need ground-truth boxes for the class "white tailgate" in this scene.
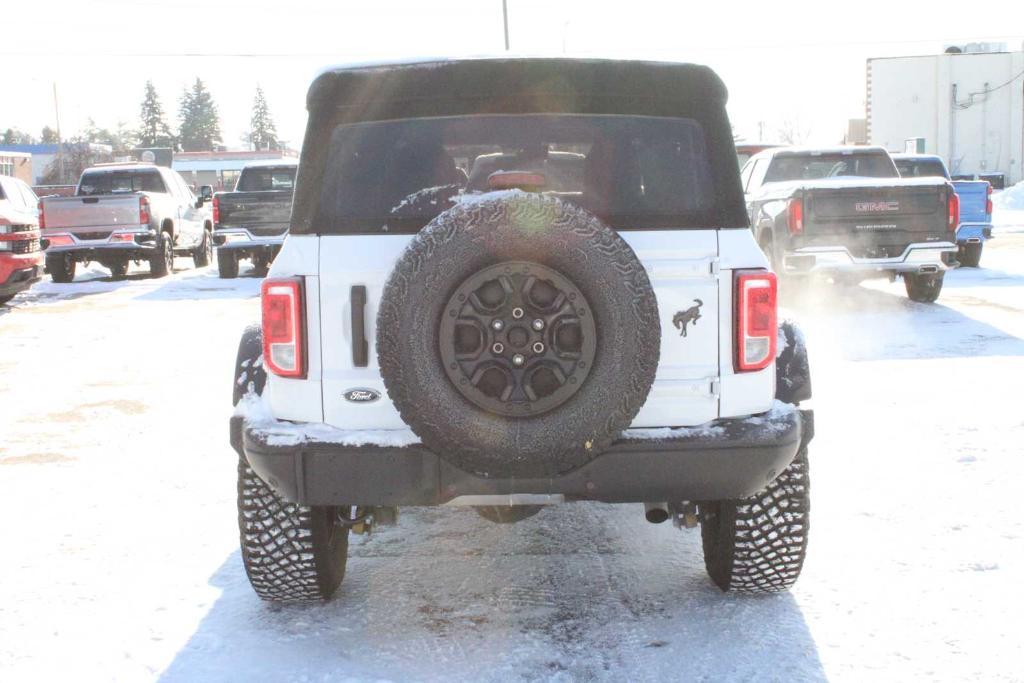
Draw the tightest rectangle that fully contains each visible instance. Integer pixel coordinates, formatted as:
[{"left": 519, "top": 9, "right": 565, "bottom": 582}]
[
  {"left": 43, "top": 195, "right": 141, "bottom": 231},
  {"left": 318, "top": 230, "right": 725, "bottom": 431}
]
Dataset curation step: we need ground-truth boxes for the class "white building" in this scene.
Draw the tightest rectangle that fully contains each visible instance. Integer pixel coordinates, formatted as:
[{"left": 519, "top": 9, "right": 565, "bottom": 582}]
[{"left": 867, "top": 44, "right": 1024, "bottom": 186}]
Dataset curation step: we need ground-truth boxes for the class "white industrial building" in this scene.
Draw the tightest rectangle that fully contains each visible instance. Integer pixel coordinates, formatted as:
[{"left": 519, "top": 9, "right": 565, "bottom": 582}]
[{"left": 868, "top": 43, "right": 1024, "bottom": 186}]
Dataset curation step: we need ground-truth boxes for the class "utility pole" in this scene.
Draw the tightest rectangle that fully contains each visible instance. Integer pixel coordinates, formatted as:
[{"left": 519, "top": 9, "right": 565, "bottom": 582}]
[
  {"left": 53, "top": 82, "right": 65, "bottom": 184},
  {"left": 502, "top": 0, "right": 510, "bottom": 51}
]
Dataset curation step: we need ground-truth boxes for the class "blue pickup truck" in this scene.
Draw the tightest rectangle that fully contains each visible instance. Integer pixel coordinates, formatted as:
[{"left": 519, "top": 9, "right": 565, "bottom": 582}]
[{"left": 892, "top": 154, "right": 993, "bottom": 267}]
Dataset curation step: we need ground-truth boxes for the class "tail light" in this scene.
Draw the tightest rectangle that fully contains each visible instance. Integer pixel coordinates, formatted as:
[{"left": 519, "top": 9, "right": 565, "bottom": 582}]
[
  {"left": 212, "top": 195, "right": 220, "bottom": 224},
  {"left": 38, "top": 200, "right": 46, "bottom": 229},
  {"left": 139, "top": 196, "right": 151, "bottom": 225},
  {"left": 985, "top": 183, "right": 993, "bottom": 216},
  {"left": 734, "top": 270, "right": 777, "bottom": 372},
  {"left": 787, "top": 197, "right": 804, "bottom": 235},
  {"left": 948, "top": 191, "right": 960, "bottom": 232},
  {"left": 261, "top": 278, "right": 305, "bottom": 378}
]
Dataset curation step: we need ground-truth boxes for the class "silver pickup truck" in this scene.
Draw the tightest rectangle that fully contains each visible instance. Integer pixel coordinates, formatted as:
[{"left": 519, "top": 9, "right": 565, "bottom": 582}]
[{"left": 39, "top": 163, "right": 214, "bottom": 282}]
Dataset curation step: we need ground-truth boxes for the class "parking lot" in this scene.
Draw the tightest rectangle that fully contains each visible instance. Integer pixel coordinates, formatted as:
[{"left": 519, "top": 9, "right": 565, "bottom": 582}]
[{"left": 1, "top": 233, "right": 1023, "bottom": 681}]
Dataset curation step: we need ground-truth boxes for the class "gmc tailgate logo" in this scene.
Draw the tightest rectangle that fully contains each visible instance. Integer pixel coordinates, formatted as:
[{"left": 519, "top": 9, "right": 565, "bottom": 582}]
[{"left": 855, "top": 201, "right": 900, "bottom": 212}]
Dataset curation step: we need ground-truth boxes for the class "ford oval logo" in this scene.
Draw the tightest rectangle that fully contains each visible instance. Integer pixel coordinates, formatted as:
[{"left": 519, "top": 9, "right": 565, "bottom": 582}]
[{"left": 344, "top": 388, "right": 381, "bottom": 403}]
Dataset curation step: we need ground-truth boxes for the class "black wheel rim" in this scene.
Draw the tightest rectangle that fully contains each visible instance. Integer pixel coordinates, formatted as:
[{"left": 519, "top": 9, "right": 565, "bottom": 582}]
[{"left": 439, "top": 261, "right": 596, "bottom": 417}]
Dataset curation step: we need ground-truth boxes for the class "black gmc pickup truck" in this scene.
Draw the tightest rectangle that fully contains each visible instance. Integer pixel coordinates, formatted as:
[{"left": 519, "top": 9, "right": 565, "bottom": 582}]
[
  {"left": 212, "top": 160, "right": 298, "bottom": 278},
  {"left": 741, "top": 146, "right": 959, "bottom": 302}
]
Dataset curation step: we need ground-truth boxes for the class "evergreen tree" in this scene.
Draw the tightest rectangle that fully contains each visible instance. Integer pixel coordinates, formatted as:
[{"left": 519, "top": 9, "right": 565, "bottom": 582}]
[
  {"left": 248, "top": 86, "right": 279, "bottom": 151},
  {"left": 1, "top": 128, "right": 36, "bottom": 145},
  {"left": 41, "top": 126, "right": 60, "bottom": 144},
  {"left": 138, "top": 80, "right": 174, "bottom": 148},
  {"left": 178, "top": 78, "right": 222, "bottom": 151}
]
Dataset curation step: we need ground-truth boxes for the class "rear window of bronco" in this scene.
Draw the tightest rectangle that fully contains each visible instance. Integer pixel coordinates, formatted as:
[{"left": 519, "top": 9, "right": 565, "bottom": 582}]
[{"left": 314, "top": 114, "right": 718, "bottom": 233}]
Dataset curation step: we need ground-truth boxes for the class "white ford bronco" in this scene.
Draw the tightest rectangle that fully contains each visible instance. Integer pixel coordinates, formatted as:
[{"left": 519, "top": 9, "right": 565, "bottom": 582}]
[{"left": 230, "top": 58, "right": 814, "bottom": 603}]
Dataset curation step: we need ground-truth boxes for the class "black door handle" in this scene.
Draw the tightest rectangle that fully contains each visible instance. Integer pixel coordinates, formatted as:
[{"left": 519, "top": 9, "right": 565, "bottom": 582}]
[{"left": 351, "top": 285, "right": 368, "bottom": 367}]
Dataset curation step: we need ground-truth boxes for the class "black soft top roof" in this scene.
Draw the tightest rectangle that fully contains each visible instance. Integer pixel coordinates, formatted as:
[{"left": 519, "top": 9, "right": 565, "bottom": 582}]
[{"left": 306, "top": 57, "right": 729, "bottom": 122}]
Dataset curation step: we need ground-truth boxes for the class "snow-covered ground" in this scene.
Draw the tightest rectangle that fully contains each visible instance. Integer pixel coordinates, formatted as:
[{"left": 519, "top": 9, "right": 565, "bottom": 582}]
[{"left": 1, "top": 229, "right": 1023, "bottom": 681}]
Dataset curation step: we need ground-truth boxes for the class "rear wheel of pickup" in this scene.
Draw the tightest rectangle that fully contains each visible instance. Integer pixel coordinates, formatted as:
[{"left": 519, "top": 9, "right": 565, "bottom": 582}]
[
  {"left": 958, "top": 242, "right": 982, "bottom": 268},
  {"left": 252, "top": 254, "right": 270, "bottom": 278},
  {"left": 217, "top": 249, "right": 239, "bottom": 279},
  {"left": 108, "top": 260, "right": 129, "bottom": 279},
  {"left": 193, "top": 228, "right": 213, "bottom": 268},
  {"left": 377, "top": 193, "right": 660, "bottom": 478},
  {"left": 46, "top": 253, "right": 76, "bottom": 283},
  {"left": 232, "top": 326, "right": 350, "bottom": 602},
  {"left": 149, "top": 232, "right": 174, "bottom": 278},
  {"left": 699, "top": 446, "right": 810, "bottom": 593},
  {"left": 904, "top": 271, "right": 944, "bottom": 303}
]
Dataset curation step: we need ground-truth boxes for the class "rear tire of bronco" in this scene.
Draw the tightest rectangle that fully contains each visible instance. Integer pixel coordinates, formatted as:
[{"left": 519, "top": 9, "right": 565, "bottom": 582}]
[
  {"left": 193, "top": 229, "right": 213, "bottom": 268},
  {"left": 149, "top": 232, "right": 174, "bottom": 278},
  {"left": 699, "top": 446, "right": 810, "bottom": 593},
  {"left": 377, "top": 193, "right": 660, "bottom": 478},
  {"left": 904, "top": 271, "right": 944, "bottom": 303},
  {"left": 232, "top": 326, "right": 350, "bottom": 603},
  {"left": 47, "top": 253, "right": 76, "bottom": 283},
  {"left": 958, "top": 242, "right": 982, "bottom": 268},
  {"left": 217, "top": 249, "right": 239, "bottom": 279}
]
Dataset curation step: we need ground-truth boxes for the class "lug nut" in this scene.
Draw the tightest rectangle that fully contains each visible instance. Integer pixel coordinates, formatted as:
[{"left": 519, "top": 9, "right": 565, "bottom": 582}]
[
  {"left": 512, "top": 353, "right": 525, "bottom": 367},
  {"left": 532, "top": 342, "right": 545, "bottom": 354},
  {"left": 492, "top": 342, "right": 504, "bottom": 354},
  {"left": 512, "top": 307, "right": 524, "bottom": 319},
  {"left": 491, "top": 319, "right": 505, "bottom": 331},
  {"left": 532, "top": 318, "right": 544, "bottom": 331}
]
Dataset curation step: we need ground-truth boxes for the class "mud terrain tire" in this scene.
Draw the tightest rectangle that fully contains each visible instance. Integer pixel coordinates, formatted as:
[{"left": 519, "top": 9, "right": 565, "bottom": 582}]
[
  {"left": 377, "top": 192, "right": 660, "bottom": 478},
  {"left": 232, "top": 326, "right": 349, "bottom": 603},
  {"left": 217, "top": 249, "right": 239, "bottom": 279},
  {"left": 699, "top": 446, "right": 810, "bottom": 593}
]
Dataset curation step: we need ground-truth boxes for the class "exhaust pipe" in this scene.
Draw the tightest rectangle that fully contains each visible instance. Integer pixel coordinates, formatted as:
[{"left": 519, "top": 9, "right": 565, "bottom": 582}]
[
  {"left": 644, "top": 502, "right": 670, "bottom": 524},
  {"left": 918, "top": 265, "right": 939, "bottom": 274}
]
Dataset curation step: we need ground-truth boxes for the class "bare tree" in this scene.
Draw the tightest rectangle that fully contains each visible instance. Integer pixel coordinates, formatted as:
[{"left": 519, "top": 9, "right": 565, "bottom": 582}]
[{"left": 776, "top": 117, "right": 812, "bottom": 146}]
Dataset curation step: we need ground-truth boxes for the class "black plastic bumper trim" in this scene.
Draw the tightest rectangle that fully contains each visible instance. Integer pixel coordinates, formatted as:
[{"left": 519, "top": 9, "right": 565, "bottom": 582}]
[{"left": 231, "top": 409, "right": 813, "bottom": 506}]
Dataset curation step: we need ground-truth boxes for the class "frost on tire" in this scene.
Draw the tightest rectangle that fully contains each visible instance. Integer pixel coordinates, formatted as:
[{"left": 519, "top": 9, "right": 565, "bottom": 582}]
[{"left": 699, "top": 447, "right": 810, "bottom": 593}]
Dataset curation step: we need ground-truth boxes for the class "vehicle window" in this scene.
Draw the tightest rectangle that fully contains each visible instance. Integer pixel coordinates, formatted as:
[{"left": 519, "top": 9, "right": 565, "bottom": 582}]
[
  {"left": 894, "top": 158, "right": 948, "bottom": 179},
  {"left": 765, "top": 153, "right": 898, "bottom": 182},
  {"left": 172, "top": 172, "right": 194, "bottom": 200},
  {"left": 237, "top": 167, "right": 297, "bottom": 191},
  {"left": 0, "top": 178, "right": 8, "bottom": 202},
  {"left": 740, "top": 159, "right": 757, "bottom": 192},
  {"left": 17, "top": 180, "right": 38, "bottom": 209},
  {"left": 315, "top": 114, "right": 718, "bottom": 233},
  {"left": 78, "top": 170, "right": 167, "bottom": 195}
]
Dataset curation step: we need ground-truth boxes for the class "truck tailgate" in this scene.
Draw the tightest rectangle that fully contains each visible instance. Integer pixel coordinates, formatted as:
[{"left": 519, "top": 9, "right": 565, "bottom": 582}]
[
  {"left": 802, "top": 180, "right": 952, "bottom": 257},
  {"left": 217, "top": 191, "right": 293, "bottom": 235},
  {"left": 42, "top": 195, "right": 142, "bottom": 232},
  {"left": 951, "top": 180, "right": 991, "bottom": 224}
]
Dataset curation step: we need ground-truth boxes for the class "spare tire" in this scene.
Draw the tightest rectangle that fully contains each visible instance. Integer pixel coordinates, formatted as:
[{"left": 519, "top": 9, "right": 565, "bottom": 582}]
[{"left": 377, "top": 192, "right": 660, "bottom": 478}]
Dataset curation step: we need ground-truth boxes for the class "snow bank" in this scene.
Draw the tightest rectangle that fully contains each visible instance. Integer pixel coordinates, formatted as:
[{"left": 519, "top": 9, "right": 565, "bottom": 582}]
[
  {"left": 992, "top": 182, "right": 1024, "bottom": 233},
  {"left": 235, "top": 391, "right": 421, "bottom": 448}
]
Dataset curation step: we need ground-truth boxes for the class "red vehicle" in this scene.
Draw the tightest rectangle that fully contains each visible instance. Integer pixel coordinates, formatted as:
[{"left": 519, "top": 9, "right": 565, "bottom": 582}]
[{"left": 0, "top": 176, "right": 43, "bottom": 306}]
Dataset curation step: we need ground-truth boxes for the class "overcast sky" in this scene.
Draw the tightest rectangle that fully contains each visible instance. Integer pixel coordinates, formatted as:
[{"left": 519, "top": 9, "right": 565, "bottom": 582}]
[{"left": 3, "top": 0, "right": 1022, "bottom": 149}]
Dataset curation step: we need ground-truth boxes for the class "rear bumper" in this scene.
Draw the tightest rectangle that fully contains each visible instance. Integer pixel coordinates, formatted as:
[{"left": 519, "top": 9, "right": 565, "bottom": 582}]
[
  {"left": 43, "top": 229, "right": 160, "bottom": 261},
  {"left": 230, "top": 405, "right": 813, "bottom": 506},
  {"left": 0, "top": 259, "right": 43, "bottom": 297},
  {"left": 955, "top": 223, "right": 993, "bottom": 244},
  {"left": 782, "top": 241, "right": 957, "bottom": 275},
  {"left": 213, "top": 229, "right": 285, "bottom": 251}
]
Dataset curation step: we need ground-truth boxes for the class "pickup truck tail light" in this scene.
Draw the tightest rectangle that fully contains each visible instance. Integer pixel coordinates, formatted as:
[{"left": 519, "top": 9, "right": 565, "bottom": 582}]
[
  {"left": 262, "top": 278, "right": 305, "bottom": 378},
  {"left": 985, "top": 184, "right": 993, "bottom": 216},
  {"left": 212, "top": 195, "right": 220, "bottom": 224},
  {"left": 948, "top": 191, "right": 960, "bottom": 232},
  {"left": 734, "top": 270, "right": 777, "bottom": 372},
  {"left": 38, "top": 200, "right": 46, "bottom": 230},
  {"left": 139, "top": 196, "right": 151, "bottom": 225},
  {"left": 787, "top": 197, "right": 804, "bottom": 235}
]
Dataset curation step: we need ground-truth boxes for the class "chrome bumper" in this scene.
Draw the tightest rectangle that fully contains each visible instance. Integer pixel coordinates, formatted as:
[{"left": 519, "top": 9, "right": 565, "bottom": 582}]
[{"left": 782, "top": 241, "right": 957, "bottom": 275}]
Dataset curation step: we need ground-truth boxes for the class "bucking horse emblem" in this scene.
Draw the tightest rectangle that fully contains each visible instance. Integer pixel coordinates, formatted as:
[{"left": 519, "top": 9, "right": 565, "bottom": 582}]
[{"left": 672, "top": 299, "right": 703, "bottom": 337}]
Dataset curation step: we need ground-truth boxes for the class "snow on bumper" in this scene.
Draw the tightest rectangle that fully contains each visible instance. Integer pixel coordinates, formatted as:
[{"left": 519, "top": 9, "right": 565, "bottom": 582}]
[
  {"left": 782, "top": 241, "right": 958, "bottom": 275},
  {"left": 230, "top": 395, "right": 813, "bottom": 506}
]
